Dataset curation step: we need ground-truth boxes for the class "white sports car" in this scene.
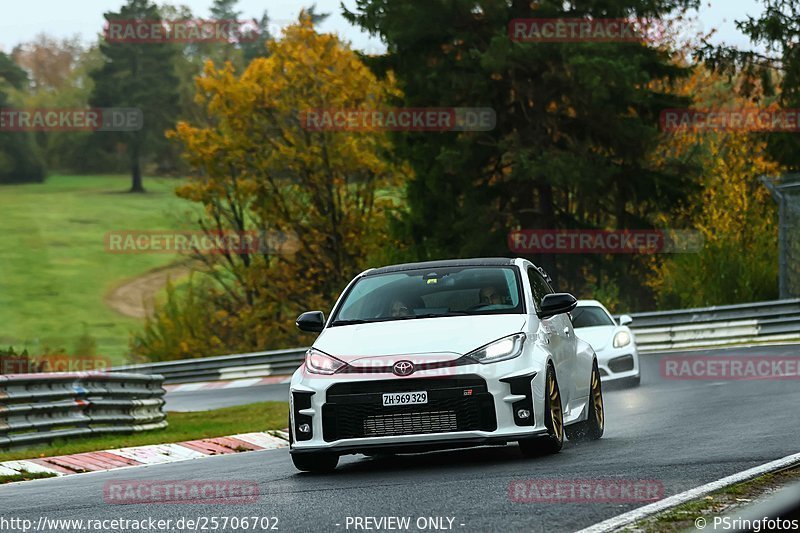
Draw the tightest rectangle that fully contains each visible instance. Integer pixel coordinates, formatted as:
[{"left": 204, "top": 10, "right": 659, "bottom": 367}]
[
  {"left": 571, "top": 300, "right": 640, "bottom": 386},
  {"left": 288, "top": 258, "right": 604, "bottom": 473}
]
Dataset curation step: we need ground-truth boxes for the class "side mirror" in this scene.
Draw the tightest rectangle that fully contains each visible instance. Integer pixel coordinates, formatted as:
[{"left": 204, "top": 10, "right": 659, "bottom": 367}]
[
  {"left": 296, "top": 311, "right": 325, "bottom": 333},
  {"left": 619, "top": 314, "right": 633, "bottom": 326},
  {"left": 538, "top": 293, "right": 577, "bottom": 319}
]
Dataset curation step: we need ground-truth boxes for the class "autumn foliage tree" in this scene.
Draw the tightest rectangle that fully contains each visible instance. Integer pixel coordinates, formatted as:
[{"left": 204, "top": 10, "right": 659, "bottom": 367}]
[
  {"left": 346, "top": 0, "right": 702, "bottom": 311},
  {"left": 647, "top": 66, "right": 781, "bottom": 307},
  {"left": 131, "top": 16, "right": 409, "bottom": 360}
]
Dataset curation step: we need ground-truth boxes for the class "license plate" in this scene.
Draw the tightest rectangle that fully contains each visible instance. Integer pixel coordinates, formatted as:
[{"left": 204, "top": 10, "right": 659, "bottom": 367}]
[{"left": 382, "top": 391, "right": 428, "bottom": 406}]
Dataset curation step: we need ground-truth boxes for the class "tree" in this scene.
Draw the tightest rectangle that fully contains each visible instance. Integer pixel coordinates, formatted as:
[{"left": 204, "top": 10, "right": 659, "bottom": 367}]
[
  {"left": 239, "top": 4, "right": 328, "bottom": 65},
  {"left": 8, "top": 37, "right": 116, "bottom": 174},
  {"left": 89, "top": 0, "right": 180, "bottom": 192},
  {"left": 132, "top": 15, "right": 409, "bottom": 360},
  {"left": 209, "top": 0, "right": 241, "bottom": 20},
  {"left": 0, "top": 52, "right": 46, "bottom": 184},
  {"left": 697, "top": 0, "right": 800, "bottom": 170},
  {"left": 0, "top": 52, "right": 29, "bottom": 89},
  {"left": 239, "top": 12, "right": 273, "bottom": 65},
  {"left": 11, "top": 34, "right": 84, "bottom": 92},
  {"left": 202, "top": 0, "right": 243, "bottom": 67},
  {"left": 345, "top": 0, "right": 702, "bottom": 310},
  {"left": 647, "top": 66, "right": 782, "bottom": 307}
]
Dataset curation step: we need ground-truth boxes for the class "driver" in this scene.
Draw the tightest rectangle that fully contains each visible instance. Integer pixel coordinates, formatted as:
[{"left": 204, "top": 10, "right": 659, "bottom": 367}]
[
  {"left": 389, "top": 299, "right": 413, "bottom": 317},
  {"left": 478, "top": 285, "right": 504, "bottom": 306}
]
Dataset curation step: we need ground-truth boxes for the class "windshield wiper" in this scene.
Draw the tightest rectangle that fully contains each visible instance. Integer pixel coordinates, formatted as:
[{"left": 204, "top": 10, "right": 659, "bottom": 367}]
[
  {"left": 331, "top": 312, "right": 472, "bottom": 326},
  {"left": 329, "top": 319, "right": 377, "bottom": 326},
  {"left": 406, "top": 311, "right": 472, "bottom": 319}
]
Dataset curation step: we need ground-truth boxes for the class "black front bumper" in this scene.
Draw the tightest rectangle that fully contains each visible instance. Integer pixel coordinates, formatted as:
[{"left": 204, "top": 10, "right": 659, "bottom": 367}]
[{"left": 318, "top": 376, "right": 498, "bottom": 443}]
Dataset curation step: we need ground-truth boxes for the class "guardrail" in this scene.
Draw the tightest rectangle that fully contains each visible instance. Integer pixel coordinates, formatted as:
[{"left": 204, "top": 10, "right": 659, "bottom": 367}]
[
  {"left": 113, "top": 299, "right": 800, "bottom": 384},
  {"left": 617, "top": 298, "right": 800, "bottom": 352},
  {"left": 113, "top": 348, "right": 308, "bottom": 384},
  {"left": 0, "top": 372, "right": 167, "bottom": 449}
]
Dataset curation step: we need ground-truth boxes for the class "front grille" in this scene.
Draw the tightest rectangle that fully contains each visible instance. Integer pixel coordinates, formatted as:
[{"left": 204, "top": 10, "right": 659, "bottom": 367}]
[
  {"left": 364, "top": 410, "right": 457, "bottom": 436},
  {"left": 322, "top": 376, "right": 496, "bottom": 442},
  {"left": 608, "top": 354, "right": 634, "bottom": 373},
  {"left": 326, "top": 377, "right": 485, "bottom": 396}
]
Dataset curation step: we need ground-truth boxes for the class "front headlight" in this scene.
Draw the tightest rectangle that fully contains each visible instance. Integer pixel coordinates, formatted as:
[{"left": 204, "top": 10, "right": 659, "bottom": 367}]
[
  {"left": 305, "top": 348, "right": 347, "bottom": 375},
  {"left": 466, "top": 333, "right": 526, "bottom": 364},
  {"left": 613, "top": 330, "right": 631, "bottom": 348}
]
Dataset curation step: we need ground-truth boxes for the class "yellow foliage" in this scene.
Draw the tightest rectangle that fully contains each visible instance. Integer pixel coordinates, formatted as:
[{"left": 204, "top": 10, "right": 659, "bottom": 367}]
[
  {"left": 647, "top": 65, "right": 782, "bottom": 307},
  {"left": 133, "top": 15, "right": 412, "bottom": 360}
]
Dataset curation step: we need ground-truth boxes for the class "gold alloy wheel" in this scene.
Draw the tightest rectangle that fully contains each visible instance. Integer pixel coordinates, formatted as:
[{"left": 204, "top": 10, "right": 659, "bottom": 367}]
[
  {"left": 548, "top": 370, "right": 564, "bottom": 442},
  {"left": 592, "top": 365, "right": 604, "bottom": 430}
]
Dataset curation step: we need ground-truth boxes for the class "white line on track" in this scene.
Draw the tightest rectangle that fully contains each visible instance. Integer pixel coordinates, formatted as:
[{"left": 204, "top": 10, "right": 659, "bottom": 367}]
[{"left": 575, "top": 451, "right": 800, "bottom": 533}]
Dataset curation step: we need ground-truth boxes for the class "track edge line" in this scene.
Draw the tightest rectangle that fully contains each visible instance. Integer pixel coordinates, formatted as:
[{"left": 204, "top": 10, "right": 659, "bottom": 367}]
[{"left": 573, "top": 450, "right": 800, "bottom": 533}]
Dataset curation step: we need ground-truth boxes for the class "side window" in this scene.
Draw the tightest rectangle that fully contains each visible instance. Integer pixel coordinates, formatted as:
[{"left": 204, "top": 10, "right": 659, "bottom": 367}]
[
  {"left": 527, "top": 268, "right": 544, "bottom": 312},
  {"left": 527, "top": 267, "right": 554, "bottom": 313},
  {"left": 538, "top": 268, "right": 555, "bottom": 295}
]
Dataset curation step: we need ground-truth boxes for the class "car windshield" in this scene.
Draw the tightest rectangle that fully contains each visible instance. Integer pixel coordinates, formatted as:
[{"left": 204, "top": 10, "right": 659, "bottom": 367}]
[
  {"left": 330, "top": 266, "right": 524, "bottom": 325},
  {"left": 571, "top": 306, "right": 615, "bottom": 328}
]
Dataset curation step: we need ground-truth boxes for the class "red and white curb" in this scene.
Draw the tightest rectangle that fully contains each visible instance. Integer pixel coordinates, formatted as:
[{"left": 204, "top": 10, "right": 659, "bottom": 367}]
[
  {"left": 0, "top": 430, "right": 289, "bottom": 480},
  {"left": 164, "top": 376, "right": 291, "bottom": 393}
]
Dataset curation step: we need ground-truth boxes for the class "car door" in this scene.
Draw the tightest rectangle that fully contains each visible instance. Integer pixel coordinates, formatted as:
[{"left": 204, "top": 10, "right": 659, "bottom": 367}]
[{"left": 527, "top": 267, "right": 576, "bottom": 407}]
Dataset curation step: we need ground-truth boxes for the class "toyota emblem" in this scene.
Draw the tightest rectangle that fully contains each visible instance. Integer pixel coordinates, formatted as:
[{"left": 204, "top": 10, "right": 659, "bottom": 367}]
[{"left": 393, "top": 360, "right": 415, "bottom": 376}]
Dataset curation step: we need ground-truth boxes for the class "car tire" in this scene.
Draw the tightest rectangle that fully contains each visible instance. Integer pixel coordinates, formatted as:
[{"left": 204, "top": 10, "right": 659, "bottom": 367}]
[
  {"left": 519, "top": 364, "right": 564, "bottom": 456},
  {"left": 291, "top": 452, "right": 339, "bottom": 473},
  {"left": 566, "top": 361, "right": 604, "bottom": 442}
]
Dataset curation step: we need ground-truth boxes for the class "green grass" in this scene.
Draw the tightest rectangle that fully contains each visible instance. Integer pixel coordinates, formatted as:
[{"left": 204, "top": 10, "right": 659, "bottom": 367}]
[
  {"left": 623, "top": 468, "right": 800, "bottom": 532},
  {"left": 0, "top": 174, "right": 196, "bottom": 363},
  {"left": 0, "top": 471, "right": 58, "bottom": 485},
  {"left": 0, "top": 401, "right": 288, "bottom": 462}
]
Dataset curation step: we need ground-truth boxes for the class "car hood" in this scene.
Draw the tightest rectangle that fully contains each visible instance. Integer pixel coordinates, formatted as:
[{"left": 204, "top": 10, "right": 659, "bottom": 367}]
[
  {"left": 314, "top": 315, "right": 527, "bottom": 363},
  {"left": 574, "top": 325, "right": 613, "bottom": 351}
]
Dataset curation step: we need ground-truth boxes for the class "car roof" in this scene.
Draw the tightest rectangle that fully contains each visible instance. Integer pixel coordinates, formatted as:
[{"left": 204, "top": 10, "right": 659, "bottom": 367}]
[
  {"left": 576, "top": 299, "right": 605, "bottom": 307},
  {"left": 365, "top": 257, "right": 517, "bottom": 276}
]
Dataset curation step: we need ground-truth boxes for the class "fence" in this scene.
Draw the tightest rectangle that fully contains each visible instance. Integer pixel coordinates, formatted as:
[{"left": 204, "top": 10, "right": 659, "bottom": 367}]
[
  {"left": 0, "top": 372, "right": 167, "bottom": 449},
  {"left": 113, "top": 347, "right": 308, "bottom": 384},
  {"left": 618, "top": 298, "right": 800, "bottom": 352},
  {"left": 762, "top": 175, "right": 800, "bottom": 299}
]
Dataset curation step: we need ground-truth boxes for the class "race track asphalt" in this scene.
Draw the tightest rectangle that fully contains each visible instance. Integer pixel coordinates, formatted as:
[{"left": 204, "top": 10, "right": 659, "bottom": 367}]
[{"left": 2, "top": 344, "right": 798, "bottom": 532}]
